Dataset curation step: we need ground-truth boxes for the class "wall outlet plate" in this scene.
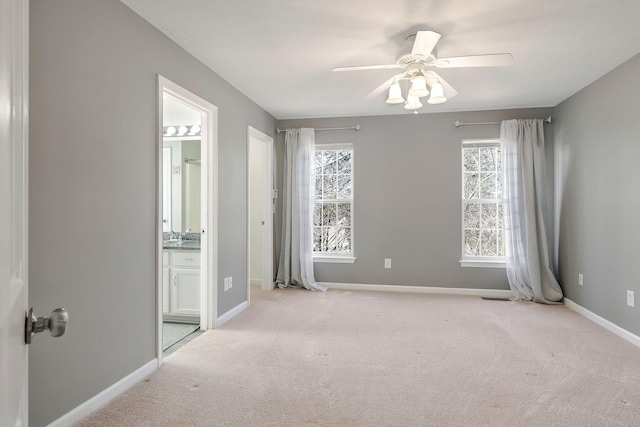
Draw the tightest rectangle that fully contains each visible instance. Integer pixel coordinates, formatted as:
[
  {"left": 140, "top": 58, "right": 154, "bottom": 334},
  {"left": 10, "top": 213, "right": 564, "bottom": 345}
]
[
  {"left": 627, "top": 290, "right": 635, "bottom": 307},
  {"left": 578, "top": 273, "right": 583, "bottom": 286},
  {"left": 384, "top": 258, "right": 391, "bottom": 269}
]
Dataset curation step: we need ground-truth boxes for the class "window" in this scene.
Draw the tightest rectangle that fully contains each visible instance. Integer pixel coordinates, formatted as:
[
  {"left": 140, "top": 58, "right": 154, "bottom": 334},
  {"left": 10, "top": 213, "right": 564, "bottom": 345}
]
[
  {"left": 313, "top": 144, "right": 355, "bottom": 262},
  {"left": 461, "top": 139, "right": 505, "bottom": 267}
]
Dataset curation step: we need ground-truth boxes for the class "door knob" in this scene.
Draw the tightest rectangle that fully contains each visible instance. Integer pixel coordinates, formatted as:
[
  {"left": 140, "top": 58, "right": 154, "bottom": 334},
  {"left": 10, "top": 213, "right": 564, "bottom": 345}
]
[{"left": 25, "top": 307, "right": 69, "bottom": 344}]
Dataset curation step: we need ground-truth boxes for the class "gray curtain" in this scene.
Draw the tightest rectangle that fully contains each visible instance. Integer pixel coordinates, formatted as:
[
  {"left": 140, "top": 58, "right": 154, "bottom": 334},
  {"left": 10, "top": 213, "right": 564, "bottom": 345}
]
[
  {"left": 502, "top": 119, "right": 563, "bottom": 303},
  {"left": 275, "top": 128, "right": 326, "bottom": 291}
]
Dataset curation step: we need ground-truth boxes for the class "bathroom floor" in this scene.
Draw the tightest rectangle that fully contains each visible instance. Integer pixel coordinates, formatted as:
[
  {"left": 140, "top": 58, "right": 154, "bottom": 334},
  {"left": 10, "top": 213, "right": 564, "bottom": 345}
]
[{"left": 162, "top": 322, "right": 202, "bottom": 356}]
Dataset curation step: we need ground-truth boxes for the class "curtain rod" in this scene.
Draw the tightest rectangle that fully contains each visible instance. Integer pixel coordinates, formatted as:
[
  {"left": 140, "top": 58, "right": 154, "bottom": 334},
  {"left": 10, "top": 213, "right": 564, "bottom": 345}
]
[
  {"left": 184, "top": 158, "right": 201, "bottom": 166},
  {"left": 454, "top": 117, "right": 552, "bottom": 128},
  {"left": 276, "top": 125, "right": 361, "bottom": 134}
]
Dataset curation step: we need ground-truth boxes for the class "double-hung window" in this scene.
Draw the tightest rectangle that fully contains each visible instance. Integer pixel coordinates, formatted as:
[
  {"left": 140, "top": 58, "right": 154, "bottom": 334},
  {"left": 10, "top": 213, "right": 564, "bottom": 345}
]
[
  {"left": 460, "top": 139, "right": 505, "bottom": 267},
  {"left": 312, "top": 143, "right": 355, "bottom": 263}
]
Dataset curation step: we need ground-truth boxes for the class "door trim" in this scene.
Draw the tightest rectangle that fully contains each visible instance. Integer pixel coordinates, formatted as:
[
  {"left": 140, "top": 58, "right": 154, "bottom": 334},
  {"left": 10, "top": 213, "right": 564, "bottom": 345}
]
[
  {"left": 247, "top": 126, "right": 274, "bottom": 303},
  {"left": 157, "top": 76, "right": 218, "bottom": 364}
]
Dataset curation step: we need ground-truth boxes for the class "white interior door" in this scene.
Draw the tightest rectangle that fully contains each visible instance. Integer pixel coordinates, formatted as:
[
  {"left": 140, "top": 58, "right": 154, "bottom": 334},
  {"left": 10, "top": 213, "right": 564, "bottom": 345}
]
[
  {"left": 0, "top": 0, "right": 29, "bottom": 424},
  {"left": 248, "top": 126, "right": 274, "bottom": 294}
]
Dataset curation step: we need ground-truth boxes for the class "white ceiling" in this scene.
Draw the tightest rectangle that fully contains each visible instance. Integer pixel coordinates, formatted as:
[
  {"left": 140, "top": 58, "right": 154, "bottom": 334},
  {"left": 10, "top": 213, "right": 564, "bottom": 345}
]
[{"left": 123, "top": 0, "right": 640, "bottom": 120}]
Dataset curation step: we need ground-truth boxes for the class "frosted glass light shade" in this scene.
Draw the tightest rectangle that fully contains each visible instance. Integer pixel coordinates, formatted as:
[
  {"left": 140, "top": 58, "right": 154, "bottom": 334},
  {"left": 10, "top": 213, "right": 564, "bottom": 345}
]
[
  {"left": 409, "top": 74, "right": 429, "bottom": 98},
  {"left": 386, "top": 83, "right": 404, "bottom": 104},
  {"left": 189, "top": 125, "right": 201, "bottom": 135},
  {"left": 427, "top": 83, "right": 447, "bottom": 104},
  {"left": 404, "top": 94, "right": 423, "bottom": 110}
]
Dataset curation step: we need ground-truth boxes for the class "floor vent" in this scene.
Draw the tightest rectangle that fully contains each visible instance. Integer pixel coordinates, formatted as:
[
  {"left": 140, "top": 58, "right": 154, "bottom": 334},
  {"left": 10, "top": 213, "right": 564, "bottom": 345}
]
[{"left": 481, "top": 297, "right": 511, "bottom": 301}]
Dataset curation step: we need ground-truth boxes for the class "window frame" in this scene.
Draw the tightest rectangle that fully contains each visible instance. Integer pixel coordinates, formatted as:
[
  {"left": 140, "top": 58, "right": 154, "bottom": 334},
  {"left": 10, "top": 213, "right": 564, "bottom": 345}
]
[
  {"left": 312, "top": 142, "right": 356, "bottom": 264},
  {"left": 459, "top": 139, "right": 506, "bottom": 268}
]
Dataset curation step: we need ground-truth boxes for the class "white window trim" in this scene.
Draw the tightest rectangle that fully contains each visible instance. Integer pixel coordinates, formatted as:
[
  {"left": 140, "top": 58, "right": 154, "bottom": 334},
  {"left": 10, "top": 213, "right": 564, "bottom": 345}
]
[
  {"left": 313, "top": 254, "right": 357, "bottom": 264},
  {"left": 459, "top": 259, "right": 506, "bottom": 268},
  {"left": 313, "top": 143, "right": 355, "bottom": 262},
  {"left": 460, "top": 138, "right": 505, "bottom": 267}
]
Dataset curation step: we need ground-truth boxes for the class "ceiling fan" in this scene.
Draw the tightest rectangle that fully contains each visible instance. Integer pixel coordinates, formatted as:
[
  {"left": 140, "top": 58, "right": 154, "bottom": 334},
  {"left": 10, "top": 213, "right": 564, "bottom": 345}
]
[{"left": 332, "top": 30, "right": 513, "bottom": 110}]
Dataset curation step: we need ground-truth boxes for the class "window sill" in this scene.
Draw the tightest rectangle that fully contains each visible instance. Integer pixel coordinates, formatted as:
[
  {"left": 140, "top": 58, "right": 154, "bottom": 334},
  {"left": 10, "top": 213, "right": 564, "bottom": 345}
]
[
  {"left": 313, "top": 255, "right": 356, "bottom": 264},
  {"left": 459, "top": 259, "right": 506, "bottom": 269}
]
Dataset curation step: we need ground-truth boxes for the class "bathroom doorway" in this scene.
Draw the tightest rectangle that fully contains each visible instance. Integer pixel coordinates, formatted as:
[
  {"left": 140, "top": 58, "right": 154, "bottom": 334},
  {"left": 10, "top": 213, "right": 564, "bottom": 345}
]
[{"left": 158, "top": 76, "right": 218, "bottom": 363}]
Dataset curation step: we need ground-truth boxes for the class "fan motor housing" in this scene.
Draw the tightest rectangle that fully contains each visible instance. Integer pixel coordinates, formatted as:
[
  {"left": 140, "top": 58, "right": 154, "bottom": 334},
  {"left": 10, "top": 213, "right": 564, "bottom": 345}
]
[{"left": 396, "top": 34, "right": 437, "bottom": 65}]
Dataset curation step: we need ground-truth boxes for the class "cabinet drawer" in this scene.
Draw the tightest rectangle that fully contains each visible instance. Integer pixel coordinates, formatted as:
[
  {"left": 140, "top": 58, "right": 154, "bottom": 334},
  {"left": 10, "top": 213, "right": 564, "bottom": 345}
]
[
  {"left": 173, "top": 251, "right": 200, "bottom": 267},
  {"left": 162, "top": 251, "right": 170, "bottom": 266}
]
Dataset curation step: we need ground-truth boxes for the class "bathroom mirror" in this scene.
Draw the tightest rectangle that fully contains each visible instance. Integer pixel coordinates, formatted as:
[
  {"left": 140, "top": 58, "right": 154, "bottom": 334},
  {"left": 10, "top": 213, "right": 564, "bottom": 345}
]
[{"left": 162, "top": 139, "right": 201, "bottom": 233}]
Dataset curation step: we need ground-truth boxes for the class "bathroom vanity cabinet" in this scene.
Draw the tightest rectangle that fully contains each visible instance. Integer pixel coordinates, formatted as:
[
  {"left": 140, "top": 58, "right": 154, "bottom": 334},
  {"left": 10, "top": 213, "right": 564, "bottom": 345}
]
[{"left": 162, "top": 249, "right": 200, "bottom": 322}]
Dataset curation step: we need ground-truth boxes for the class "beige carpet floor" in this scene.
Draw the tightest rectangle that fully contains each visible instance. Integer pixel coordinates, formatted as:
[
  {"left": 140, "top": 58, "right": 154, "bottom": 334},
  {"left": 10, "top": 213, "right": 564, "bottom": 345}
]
[{"left": 76, "top": 287, "right": 640, "bottom": 426}]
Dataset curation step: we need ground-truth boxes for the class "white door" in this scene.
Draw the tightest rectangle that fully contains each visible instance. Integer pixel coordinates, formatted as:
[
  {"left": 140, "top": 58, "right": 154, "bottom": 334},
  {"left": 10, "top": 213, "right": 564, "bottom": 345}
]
[
  {"left": 247, "top": 127, "right": 274, "bottom": 294},
  {"left": 0, "top": 0, "right": 29, "bottom": 424}
]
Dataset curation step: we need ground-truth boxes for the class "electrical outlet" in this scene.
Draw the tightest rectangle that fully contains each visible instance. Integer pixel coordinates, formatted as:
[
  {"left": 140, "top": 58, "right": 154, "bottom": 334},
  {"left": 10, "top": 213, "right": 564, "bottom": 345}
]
[
  {"left": 578, "top": 273, "right": 583, "bottom": 286},
  {"left": 224, "top": 277, "right": 231, "bottom": 292},
  {"left": 384, "top": 258, "right": 391, "bottom": 269},
  {"left": 228, "top": 276, "right": 233, "bottom": 290},
  {"left": 627, "top": 290, "right": 635, "bottom": 308}
]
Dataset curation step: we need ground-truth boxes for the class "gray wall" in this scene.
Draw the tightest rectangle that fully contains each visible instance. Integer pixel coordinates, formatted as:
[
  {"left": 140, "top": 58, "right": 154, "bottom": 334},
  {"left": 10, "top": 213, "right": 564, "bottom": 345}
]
[
  {"left": 29, "top": 0, "right": 275, "bottom": 425},
  {"left": 554, "top": 52, "right": 640, "bottom": 336},
  {"left": 277, "top": 107, "right": 554, "bottom": 289}
]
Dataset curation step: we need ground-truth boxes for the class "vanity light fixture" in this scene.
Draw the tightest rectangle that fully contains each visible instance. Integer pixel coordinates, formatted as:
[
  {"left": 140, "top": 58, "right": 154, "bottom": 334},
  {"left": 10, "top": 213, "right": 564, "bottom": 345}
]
[{"left": 163, "top": 124, "right": 201, "bottom": 137}]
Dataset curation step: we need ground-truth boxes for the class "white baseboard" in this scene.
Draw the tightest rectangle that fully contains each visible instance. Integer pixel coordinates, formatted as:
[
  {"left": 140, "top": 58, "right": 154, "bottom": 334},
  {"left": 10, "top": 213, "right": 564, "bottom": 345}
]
[
  {"left": 47, "top": 359, "right": 157, "bottom": 427},
  {"left": 216, "top": 300, "right": 248, "bottom": 327},
  {"left": 250, "top": 279, "right": 262, "bottom": 286},
  {"left": 320, "top": 282, "right": 513, "bottom": 298},
  {"left": 564, "top": 298, "right": 640, "bottom": 349}
]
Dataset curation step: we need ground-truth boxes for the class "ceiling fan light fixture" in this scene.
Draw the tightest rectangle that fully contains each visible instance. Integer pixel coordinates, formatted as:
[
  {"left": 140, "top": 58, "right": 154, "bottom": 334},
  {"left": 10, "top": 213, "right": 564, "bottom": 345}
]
[
  {"left": 386, "top": 82, "right": 404, "bottom": 104},
  {"left": 404, "top": 94, "right": 423, "bottom": 110},
  {"left": 409, "top": 73, "right": 429, "bottom": 98},
  {"left": 427, "top": 82, "right": 447, "bottom": 104}
]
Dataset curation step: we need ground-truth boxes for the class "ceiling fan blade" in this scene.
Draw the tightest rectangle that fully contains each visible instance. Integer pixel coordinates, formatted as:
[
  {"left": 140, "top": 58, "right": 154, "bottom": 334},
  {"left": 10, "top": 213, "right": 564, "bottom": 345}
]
[
  {"left": 427, "top": 71, "right": 458, "bottom": 98},
  {"left": 364, "top": 73, "right": 406, "bottom": 100},
  {"left": 435, "top": 53, "right": 513, "bottom": 68},
  {"left": 332, "top": 64, "right": 404, "bottom": 72},
  {"left": 439, "top": 78, "right": 458, "bottom": 99},
  {"left": 411, "top": 30, "right": 441, "bottom": 57}
]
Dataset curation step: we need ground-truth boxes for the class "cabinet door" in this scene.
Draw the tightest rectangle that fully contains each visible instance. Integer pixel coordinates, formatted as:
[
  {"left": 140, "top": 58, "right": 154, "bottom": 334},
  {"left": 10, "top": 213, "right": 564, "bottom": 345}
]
[
  {"left": 172, "top": 268, "right": 200, "bottom": 316},
  {"left": 162, "top": 267, "right": 171, "bottom": 314}
]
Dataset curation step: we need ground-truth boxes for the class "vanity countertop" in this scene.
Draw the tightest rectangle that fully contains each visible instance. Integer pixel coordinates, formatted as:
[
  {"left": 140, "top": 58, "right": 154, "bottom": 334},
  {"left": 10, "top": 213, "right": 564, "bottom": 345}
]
[{"left": 162, "top": 240, "right": 201, "bottom": 251}]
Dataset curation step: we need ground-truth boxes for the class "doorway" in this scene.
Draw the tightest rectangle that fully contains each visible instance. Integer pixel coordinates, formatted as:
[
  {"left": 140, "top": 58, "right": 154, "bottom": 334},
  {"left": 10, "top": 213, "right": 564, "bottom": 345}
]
[
  {"left": 247, "top": 126, "right": 274, "bottom": 301},
  {"left": 157, "top": 76, "right": 218, "bottom": 363}
]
